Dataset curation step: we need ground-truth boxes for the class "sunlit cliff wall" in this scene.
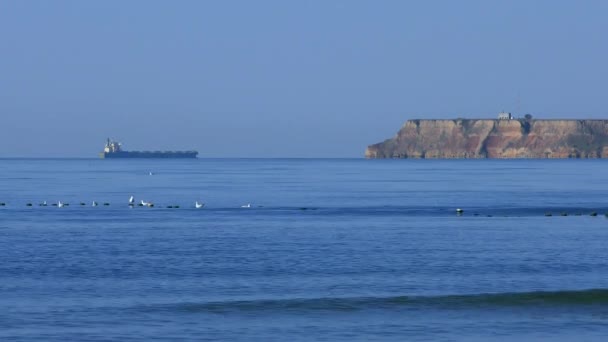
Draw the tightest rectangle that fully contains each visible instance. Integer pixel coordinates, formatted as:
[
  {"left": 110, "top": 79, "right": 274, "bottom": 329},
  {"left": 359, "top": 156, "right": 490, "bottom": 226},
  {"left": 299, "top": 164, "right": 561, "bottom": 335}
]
[{"left": 365, "top": 119, "right": 608, "bottom": 159}]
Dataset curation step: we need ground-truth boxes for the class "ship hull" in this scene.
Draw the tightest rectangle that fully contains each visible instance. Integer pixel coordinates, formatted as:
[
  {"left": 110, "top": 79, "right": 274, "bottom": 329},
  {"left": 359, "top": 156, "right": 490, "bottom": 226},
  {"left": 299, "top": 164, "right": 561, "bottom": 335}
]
[{"left": 100, "top": 151, "right": 198, "bottom": 159}]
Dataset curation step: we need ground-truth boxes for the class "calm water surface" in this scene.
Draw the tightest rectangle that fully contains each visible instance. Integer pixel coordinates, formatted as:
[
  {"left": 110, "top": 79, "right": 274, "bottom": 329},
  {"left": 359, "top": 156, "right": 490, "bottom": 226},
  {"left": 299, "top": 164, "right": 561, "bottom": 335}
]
[{"left": 1, "top": 159, "right": 608, "bottom": 341}]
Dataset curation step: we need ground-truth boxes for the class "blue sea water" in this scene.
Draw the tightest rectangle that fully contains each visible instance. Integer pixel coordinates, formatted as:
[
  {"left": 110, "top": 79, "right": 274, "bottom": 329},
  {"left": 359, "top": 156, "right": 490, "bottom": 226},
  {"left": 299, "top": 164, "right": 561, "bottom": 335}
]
[{"left": 2, "top": 158, "right": 608, "bottom": 341}]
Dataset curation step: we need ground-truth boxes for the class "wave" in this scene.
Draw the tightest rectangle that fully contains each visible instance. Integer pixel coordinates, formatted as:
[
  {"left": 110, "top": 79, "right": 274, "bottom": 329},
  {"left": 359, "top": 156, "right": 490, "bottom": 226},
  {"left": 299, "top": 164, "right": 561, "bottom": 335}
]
[
  {"left": 176, "top": 205, "right": 608, "bottom": 218},
  {"left": 140, "top": 289, "right": 608, "bottom": 314},
  {"left": 302, "top": 205, "right": 608, "bottom": 216},
  {"left": 4, "top": 204, "right": 608, "bottom": 218}
]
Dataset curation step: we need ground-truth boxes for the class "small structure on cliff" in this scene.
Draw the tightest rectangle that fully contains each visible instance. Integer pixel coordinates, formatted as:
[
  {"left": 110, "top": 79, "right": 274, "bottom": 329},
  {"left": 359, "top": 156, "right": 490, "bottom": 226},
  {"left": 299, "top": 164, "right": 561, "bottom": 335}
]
[{"left": 498, "top": 112, "right": 513, "bottom": 120}]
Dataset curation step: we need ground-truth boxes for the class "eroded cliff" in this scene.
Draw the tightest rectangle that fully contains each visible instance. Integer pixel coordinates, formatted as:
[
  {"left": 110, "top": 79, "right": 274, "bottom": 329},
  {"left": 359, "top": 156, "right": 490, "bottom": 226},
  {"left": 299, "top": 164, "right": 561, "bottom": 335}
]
[{"left": 365, "top": 119, "right": 608, "bottom": 159}]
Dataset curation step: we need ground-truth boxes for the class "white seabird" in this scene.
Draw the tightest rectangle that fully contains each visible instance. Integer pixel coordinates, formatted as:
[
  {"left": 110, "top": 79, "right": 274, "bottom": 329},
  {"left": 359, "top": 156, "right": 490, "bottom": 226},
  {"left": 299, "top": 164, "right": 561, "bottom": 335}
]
[
  {"left": 195, "top": 201, "right": 205, "bottom": 209},
  {"left": 58, "top": 201, "right": 64, "bottom": 208},
  {"left": 129, "top": 196, "right": 135, "bottom": 204},
  {"left": 241, "top": 203, "right": 251, "bottom": 208},
  {"left": 92, "top": 201, "right": 98, "bottom": 207},
  {"left": 141, "top": 200, "right": 153, "bottom": 207}
]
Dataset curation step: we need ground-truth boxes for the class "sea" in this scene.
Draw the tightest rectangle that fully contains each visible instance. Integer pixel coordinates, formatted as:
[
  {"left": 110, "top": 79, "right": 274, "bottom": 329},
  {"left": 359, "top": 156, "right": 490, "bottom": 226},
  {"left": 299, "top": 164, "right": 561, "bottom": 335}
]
[{"left": 2, "top": 158, "right": 608, "bottom": 341}]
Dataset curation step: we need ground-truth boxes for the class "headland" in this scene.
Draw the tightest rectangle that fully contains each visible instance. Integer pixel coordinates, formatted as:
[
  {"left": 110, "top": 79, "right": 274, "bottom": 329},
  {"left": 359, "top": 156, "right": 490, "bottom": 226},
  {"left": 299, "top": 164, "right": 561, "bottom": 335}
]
[{"left": 366, "top": 115, "right": 608, "bottom": 159}]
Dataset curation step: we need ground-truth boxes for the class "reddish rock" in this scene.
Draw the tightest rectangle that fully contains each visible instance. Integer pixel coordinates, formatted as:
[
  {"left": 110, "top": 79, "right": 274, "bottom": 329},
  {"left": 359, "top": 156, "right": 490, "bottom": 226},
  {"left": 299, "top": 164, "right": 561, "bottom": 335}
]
[{"left": 365, "top": 119, "right": 608, "bottom": 159}]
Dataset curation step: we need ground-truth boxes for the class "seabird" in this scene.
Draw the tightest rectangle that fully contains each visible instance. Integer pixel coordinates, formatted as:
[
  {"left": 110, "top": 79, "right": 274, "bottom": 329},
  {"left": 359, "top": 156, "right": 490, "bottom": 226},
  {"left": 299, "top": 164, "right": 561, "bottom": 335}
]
[
  {"left": 241, "top": 203, "right": 251, "bottom": 208},
  {"left": 129, "top": 196, "right": 135, "bottom": 204},
  {"left": 92, "top": 201, "right": 98, "bottom": 207},
  {"left": 58, "top": 201, "right": 65, "bottom": 208},
  {"left": 195, "top": 201, "right": 205, "bottom": 209}
]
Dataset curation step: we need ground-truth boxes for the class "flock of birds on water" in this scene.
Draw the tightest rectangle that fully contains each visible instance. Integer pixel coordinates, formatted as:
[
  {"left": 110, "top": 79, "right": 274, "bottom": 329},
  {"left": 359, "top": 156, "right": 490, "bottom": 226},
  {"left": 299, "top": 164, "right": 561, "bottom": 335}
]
[
  {"left": 0, "top": 171, "right": 601, "bottom": 215},
  {"left": 0, "top": 171, "right": 255, "bottom": 210},
  {"left": 6, "top": 170, "right": 600, "bottom": 216},
  {"left": 0, "top": 196, "right": 253, "bottom": 210},
  {"left": 455, "top": 208, "right": 606, "bottom": 217}
]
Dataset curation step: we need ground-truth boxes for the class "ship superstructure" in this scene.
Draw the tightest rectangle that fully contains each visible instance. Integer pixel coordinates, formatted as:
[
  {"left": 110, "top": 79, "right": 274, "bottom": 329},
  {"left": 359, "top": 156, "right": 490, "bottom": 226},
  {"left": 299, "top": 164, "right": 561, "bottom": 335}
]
[{"left": 99, "top": 138, "right": 198, "bottom": 159}]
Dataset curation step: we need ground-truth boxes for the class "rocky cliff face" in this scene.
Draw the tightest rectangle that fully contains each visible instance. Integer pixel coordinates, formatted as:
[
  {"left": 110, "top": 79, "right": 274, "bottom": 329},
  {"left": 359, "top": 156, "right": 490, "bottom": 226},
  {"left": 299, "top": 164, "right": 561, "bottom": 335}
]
[{"left": 366, "top": 119, "right": 608, "bottom": 159}]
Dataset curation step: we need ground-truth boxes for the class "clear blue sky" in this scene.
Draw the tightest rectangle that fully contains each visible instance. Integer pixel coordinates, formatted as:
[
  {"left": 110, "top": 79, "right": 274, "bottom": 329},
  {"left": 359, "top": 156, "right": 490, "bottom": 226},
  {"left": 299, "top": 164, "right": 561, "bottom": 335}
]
[{"left": 1, "top": 0, "right": 606, "bottom": 157}]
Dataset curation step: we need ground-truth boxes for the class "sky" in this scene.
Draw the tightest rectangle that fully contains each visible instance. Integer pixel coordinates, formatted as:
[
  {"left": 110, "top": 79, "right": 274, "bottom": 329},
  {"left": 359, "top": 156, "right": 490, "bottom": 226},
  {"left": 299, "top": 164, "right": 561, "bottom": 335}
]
[{"left": 1, "top": 0, "right": 607, "bottom": 157}]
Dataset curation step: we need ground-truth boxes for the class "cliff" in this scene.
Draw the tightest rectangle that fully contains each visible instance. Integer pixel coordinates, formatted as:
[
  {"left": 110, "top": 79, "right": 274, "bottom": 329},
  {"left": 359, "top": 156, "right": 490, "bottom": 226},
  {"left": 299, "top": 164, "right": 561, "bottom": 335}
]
[{"left": 365, "top": 119, "right": 608, "bottom": 159}]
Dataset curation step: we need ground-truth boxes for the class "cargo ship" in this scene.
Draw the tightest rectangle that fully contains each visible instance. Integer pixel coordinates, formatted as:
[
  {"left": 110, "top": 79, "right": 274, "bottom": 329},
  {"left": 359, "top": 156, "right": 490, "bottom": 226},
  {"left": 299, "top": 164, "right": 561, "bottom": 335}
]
[{"left": 99, "top": 138, "right": 198, "bottom": 159}]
